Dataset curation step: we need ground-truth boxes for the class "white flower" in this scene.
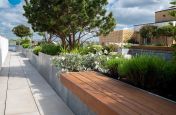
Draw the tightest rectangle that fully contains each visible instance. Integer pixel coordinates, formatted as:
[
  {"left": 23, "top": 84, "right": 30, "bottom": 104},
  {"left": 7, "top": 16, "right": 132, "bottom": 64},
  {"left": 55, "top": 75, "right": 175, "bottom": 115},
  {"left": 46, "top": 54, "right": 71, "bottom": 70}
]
[{"left": 104, "top": 50, "right": 108, "bottom": 54}]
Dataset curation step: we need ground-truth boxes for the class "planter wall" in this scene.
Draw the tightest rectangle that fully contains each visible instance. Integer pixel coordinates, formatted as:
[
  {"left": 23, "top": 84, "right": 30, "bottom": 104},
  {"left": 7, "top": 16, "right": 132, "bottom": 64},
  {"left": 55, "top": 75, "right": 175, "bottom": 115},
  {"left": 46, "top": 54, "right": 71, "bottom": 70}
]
[{"left": 18, "top": 47, "right": 96, "bottom": 115}]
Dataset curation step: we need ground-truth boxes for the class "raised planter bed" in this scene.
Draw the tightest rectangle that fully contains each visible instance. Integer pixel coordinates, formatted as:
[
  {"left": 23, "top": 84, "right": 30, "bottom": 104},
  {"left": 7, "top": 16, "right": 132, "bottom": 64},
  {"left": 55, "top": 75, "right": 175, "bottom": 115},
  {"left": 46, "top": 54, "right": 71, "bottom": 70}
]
[
  {"left": 17, "top": 46, "right": 176, "bottom": 115},
  {"left": 17, "top": 47, "right": 94, "bottom": 115},
  {"left": 61, "top": 71, "right": 176, "bottom": 115}
]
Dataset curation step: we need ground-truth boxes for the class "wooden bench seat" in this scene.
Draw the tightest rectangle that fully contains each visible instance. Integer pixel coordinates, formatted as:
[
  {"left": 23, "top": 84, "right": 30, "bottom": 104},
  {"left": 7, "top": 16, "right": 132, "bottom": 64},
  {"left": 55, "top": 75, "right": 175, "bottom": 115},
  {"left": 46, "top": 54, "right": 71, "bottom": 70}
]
[{"left": 60, "top": 71, "right": 176, "bottom": 115}]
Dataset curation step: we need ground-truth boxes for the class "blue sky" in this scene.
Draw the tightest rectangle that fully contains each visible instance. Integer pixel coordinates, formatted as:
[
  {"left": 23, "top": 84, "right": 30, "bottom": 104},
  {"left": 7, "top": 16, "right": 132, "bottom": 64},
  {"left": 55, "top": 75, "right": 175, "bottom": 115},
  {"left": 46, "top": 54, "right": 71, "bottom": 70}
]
[{"left": 0, "top": 0, "right": 172, "bottom": 40}]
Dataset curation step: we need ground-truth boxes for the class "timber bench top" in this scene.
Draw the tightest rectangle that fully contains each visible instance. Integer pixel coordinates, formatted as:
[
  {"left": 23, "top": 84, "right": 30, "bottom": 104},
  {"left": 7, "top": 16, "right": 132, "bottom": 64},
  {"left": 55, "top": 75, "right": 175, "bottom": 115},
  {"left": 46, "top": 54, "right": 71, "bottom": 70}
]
[{"left": 60, "top": 71, "right": 176, "bottom": 115}]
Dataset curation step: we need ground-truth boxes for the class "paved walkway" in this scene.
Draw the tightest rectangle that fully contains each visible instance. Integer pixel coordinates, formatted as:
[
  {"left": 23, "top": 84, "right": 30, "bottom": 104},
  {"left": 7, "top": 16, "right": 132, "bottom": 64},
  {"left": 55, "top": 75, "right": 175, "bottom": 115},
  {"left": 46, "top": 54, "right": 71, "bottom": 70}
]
[{"left": 0, "top": 52, "right": 73, "bottom": 115}]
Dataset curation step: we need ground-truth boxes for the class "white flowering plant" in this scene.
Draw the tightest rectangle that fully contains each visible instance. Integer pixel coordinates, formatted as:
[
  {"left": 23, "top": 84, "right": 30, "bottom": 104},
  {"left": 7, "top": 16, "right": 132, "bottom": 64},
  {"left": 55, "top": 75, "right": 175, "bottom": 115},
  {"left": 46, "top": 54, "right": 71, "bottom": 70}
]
[{"left": 52, "top": 52, "right": 116, "bottom": 73}]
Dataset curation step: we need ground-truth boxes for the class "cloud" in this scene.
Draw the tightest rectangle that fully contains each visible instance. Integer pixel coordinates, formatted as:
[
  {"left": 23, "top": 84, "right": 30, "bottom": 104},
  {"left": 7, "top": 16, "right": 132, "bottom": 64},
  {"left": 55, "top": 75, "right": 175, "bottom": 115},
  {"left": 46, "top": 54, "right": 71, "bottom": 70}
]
[
  {"left": 0, "top": 1, "right": 41, "bottom": 39},
  {"left": 0, "top": 0, "right": 10, "bottom": 8},
  {"left": 0, "top": 0, "right": 173, "bottom": 39},
  {"left": 108, "top": 0, "right": 171, "bottom": 29}
]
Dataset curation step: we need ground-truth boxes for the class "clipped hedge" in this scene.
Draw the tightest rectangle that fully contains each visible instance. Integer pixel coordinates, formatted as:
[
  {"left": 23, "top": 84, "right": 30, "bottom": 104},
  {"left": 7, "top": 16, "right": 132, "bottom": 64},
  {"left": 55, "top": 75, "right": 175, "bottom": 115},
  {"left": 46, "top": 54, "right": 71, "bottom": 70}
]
[
  {"left": 41, "top": 43, "right": 61, "bottom": 55},
  {"left": 22, "top": 43, "right": 30, "bottom": 49},
  {"left": 33, "top": 46, "right": 42, "bottom": 55}
]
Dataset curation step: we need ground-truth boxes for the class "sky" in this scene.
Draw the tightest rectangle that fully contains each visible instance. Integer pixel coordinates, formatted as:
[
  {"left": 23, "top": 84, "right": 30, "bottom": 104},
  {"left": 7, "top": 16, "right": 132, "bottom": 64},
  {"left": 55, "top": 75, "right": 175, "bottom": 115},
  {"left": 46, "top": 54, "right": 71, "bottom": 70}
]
[{"left": 0, "top": 0, "right": 172, "bottom": 40}]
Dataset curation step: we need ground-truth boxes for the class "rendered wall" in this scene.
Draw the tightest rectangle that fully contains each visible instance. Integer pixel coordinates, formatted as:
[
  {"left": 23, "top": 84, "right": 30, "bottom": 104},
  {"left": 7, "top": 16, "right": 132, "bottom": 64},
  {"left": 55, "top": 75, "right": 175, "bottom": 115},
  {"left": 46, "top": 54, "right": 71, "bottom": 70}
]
[
  {"left": 155, "top": 9, "right": 176, "bottom": 23},
  {"left": 0, "top": 36, "right": 9, "bottom": 69}
]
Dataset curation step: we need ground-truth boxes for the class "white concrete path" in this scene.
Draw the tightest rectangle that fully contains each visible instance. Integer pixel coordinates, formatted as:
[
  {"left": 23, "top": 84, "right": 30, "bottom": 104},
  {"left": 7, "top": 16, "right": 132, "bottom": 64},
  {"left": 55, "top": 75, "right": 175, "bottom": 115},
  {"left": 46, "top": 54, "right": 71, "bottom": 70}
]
[{"left": 0, "top": 52, "right": 74, "bottom": 115}]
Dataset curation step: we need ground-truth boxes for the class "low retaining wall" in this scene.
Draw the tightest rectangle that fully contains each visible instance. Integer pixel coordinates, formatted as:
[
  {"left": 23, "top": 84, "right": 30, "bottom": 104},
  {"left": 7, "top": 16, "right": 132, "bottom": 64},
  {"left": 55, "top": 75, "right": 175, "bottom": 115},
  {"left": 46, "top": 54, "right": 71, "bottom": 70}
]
[{"left": 17, "top": 46, "right": 96, "bottom": 115}]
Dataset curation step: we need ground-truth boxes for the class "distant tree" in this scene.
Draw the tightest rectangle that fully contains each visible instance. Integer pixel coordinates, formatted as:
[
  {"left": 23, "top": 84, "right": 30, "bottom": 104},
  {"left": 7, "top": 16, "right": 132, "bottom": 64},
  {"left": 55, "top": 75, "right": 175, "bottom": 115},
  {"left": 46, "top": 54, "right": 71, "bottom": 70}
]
[
  {"left": 139, "top": 25, "right": 158, "bottom": 44},
  {"left": 157, "top": 25, "right": 175, "bottom": 46},
  {"left": 23, "top": 0, "right": 116, "bottom": 50},
  {"left": 169, "top": 0, "right": 176, "bottom": 17},
  {"left": 12, "top": 25, "right": 31, "bottom": 39}
]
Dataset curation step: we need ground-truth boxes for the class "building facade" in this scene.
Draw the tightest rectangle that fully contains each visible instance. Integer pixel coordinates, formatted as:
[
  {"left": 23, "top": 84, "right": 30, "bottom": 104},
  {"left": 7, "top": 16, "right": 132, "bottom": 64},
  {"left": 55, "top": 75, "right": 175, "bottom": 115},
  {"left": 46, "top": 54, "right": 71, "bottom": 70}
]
[
  {"left": 99, "top": 29, "right": 134, "bottom": 44},
  {"left": 99, "top": 8, "right": 176, "bottom": 45}
]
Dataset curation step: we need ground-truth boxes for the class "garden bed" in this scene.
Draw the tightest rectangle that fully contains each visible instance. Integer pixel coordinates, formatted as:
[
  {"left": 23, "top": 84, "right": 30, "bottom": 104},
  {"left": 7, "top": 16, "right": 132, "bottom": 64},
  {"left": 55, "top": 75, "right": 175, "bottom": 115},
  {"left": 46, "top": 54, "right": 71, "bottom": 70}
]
[{"left": 18, "top": 45, "right": 176, "bottom": 109}]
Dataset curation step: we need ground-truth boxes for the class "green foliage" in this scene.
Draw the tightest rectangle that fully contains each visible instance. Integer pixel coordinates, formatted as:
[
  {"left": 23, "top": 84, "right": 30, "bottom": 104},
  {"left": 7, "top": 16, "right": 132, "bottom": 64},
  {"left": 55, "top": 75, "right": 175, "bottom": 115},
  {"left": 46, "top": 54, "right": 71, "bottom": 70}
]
[
  {"left": 122, "top": 44, "right": 132, "bottom": 48},
  {"left": 102, "top": 44, "right": 118, "bottom": 54},
  {"left": 80, "top": 45, "right": 103, "bottom": 54},
  {"left": 41, "top": 43, "right": 61, "bottom": 55},
  {"left": 52, "top": 53, "right": 113, "bottom": 72},
  {"left": 33, "top": 46, "right": 42, "bottom": 55},
  {"left": 157, "top": 25, "right": 176, "bottom": 46},
  {"left": 118, "top": 55, "right": 176, "bottom": 91},
  {"left": 22, "top": 43, "right": 30, "bottom": 48},
  {"left": 12, "top": 25, "right": 31, "bottom": 38},
  {"left": 169, "top": 0, "right": 176, "bottom": 17},
  {"left": 127, "top": 38, "right": 139, "bottom": 44},
  {"left": 139, "top": 25, "right": 158, "bottom": 44},
  {"left": 20, "top": 38, "right": 31, "bottom": 45},
  {"left": 23, "top": 0, "right": 116, "bottom": 49},
  {"left": 105, "top": 58, "right": 126, "bottom": 78},
  {"left": 157, "top": 25, "right": 175, "bottom": 37}
]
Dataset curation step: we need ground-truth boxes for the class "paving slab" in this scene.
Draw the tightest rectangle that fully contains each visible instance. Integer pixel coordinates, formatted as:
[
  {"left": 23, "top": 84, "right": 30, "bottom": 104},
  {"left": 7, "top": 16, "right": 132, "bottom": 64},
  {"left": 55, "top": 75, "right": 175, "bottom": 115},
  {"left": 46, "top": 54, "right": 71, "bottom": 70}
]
[
  {"left": 5, "top": 88, "right": 39, "bottom": 115},
  {"left": 35, "top": 95, "right": 74, "bottom": 115},
  {"left": 1, "top": 52, "right": 74, "bottom": 115},
  {"left": 8, "top": 76, "right": 29, "bottom": 90}
]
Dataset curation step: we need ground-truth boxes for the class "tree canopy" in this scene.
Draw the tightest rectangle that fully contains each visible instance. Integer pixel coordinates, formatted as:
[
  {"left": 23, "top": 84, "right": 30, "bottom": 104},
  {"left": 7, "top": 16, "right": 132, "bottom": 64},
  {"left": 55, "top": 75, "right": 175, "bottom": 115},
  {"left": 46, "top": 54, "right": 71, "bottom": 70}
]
[
  {"left": 170, "top": 0, "right": 176, "bottom": 17},
  {"left": 139, "top": 25, "right": 158, "bottom": 44},
  {"left": 23, "top": 0, "right": 116, "bottom": 49},
  {"left": 12, "top": 25, "right": 31, "bottom": 39},
  {"left": 157, "top": 25, "right": 176, "bottom": 46}
]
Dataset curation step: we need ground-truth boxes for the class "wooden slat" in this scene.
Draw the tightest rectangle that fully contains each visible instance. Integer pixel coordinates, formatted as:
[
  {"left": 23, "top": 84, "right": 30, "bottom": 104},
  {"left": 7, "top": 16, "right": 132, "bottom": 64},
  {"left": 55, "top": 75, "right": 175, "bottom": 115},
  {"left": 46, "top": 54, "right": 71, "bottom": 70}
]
[
  {"left": 87, "top": 72, "right": 176, "bottom": 115},
  {"left": 61, "top": 73, "right": 136, "bottom": 115},
  {"left": 70, "top": 73, "right": 140, "bottom": 115},
  {"left": 77, "top": 72, "right": 158, "bottom": 115},
  {"left": 60, "top": 72, "right": 176, "bottom": 115}
]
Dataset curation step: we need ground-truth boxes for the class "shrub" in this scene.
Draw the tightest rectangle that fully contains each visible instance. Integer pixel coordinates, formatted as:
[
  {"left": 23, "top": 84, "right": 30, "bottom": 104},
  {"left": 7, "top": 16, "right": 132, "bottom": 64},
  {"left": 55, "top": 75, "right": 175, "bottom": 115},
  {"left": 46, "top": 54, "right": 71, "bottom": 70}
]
[
  {"left": 53, "top": 53, "right": 83, "bottom": 72},
  {"left": 122, "top": 44, "right": 132, "bottom": 48},
  {"left": 105, "top": 58, "right": 126, "bottom": 78},
  {"left": 118, "top": 55, "right": 176, "bottom": 90},
  {"left": 33, "top": 46, "right": 42, "bottom": 55},
  {"left": 160, "top": 62, "right": 176, "bottom": 95},
  {"left": 41, "top": 43, "right": 61, "bottom": 55},
  {"left": 20, "top": 38, "right": 31, "bottom": 45},
  {"left": 171, "top": 44, "right": 176, "bottom": 48},
  {"left": 127, "top": 39, "right": 139, "bottom": 44},
  {"left": 102, "top": 44, "right": 118, "bottom": 54},
  {"left": 52, "top": 52, "right": 115, "bottom": 73},
  {"left": 80, "top": 45, "right": 103, "bottom": 54},
  {"left": 22, "top": 43, "right": 30, "bottom": 48}
]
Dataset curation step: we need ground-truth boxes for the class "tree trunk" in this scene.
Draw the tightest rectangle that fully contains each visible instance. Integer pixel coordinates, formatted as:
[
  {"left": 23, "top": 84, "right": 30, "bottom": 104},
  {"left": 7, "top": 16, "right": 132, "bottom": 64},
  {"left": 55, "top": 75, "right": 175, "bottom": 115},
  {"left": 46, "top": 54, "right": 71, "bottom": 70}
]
[
  {"left": 165, "top": 36, "right": 168, "bottom": 46},
  {"left": 61, "top": 37, "right": 66, "bottom": 49},
  {"left": 48, "top": 34, "right": 52, "bottom": 43}
]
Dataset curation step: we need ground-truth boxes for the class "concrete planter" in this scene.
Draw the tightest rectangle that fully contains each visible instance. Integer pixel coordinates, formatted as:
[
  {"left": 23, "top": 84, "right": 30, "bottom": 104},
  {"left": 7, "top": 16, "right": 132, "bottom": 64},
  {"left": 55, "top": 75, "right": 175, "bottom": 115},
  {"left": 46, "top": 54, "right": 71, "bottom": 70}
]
[{"left": 19, "top": 47, "right": 96, "bottom": 115}]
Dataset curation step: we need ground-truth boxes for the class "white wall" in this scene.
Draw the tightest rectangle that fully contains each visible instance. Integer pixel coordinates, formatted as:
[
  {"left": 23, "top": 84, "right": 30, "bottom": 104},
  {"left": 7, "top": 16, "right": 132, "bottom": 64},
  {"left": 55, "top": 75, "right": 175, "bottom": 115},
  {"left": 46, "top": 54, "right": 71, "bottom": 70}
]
[{"left": 0, "top": 36, "right": 9, "bottom": 68}]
